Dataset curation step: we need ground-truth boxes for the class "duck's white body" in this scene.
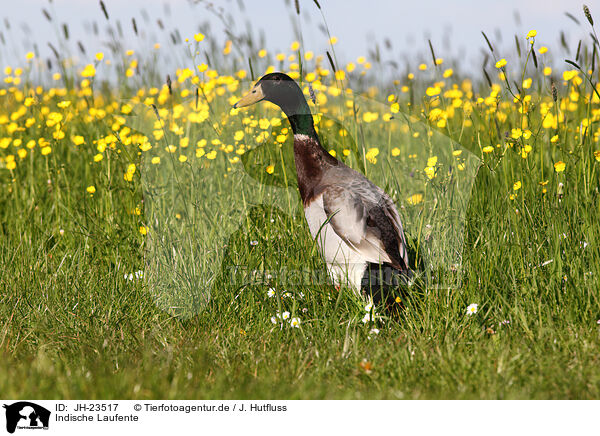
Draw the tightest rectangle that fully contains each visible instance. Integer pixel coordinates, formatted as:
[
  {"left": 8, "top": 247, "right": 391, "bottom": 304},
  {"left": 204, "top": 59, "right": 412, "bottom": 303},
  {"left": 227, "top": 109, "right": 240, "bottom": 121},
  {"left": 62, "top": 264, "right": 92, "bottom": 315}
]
[{"left": 304, "top": 194, "right": 369, "bottom": 292}]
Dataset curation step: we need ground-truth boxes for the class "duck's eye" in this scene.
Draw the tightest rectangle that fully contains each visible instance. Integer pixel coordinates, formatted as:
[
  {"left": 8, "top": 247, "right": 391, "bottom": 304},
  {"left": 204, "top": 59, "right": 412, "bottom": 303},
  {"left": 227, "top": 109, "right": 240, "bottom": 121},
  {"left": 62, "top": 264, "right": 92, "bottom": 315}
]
[{"left": 252, "top": 89, "right": 256, "bottom": 93}]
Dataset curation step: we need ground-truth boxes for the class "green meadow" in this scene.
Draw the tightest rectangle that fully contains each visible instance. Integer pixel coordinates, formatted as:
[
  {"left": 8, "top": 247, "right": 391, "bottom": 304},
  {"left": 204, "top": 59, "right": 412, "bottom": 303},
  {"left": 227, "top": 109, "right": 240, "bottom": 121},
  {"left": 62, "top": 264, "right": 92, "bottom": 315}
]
[{"left": 0, "top": 2, "right": 599, "bottom": 399}]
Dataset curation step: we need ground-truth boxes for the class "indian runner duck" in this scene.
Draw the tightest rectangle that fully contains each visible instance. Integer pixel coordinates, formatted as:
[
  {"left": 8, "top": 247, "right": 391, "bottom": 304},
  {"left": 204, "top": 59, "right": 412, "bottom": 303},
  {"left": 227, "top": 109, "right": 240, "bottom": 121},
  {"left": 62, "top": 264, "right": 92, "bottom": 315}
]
[{"left": 234, "top": 72, "right": 410, "bottom": 306}]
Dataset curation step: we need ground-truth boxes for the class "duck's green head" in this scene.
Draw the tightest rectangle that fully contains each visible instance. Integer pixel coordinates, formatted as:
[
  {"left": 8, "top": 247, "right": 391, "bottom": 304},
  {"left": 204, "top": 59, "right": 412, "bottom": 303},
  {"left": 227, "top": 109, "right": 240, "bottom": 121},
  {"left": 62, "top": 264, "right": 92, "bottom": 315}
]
[
  {"left": 234, "top": 72, "right": 308, "bottom": 116},
  {"left": 234, "top": 72, "right": 315, "bottom": 137}
]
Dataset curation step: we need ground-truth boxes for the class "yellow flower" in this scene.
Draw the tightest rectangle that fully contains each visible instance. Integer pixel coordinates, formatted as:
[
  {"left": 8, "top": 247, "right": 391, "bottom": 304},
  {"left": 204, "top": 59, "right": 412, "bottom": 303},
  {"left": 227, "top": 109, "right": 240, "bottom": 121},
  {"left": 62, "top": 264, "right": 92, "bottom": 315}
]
[
  {"left": 124, "top": 163, "right": 136, "bottom": 181},
  {"left": 335, "top": 70, "right": 346, "bottom": 81},
  {"left": 151, "top": 156, "right": 161, "bottom": 164},
  {"left": 266, "top": 164, "right": 275, "bottom": 174},
  {"left": 418, "top": 63, "right": 427, "bottom": 71},
  {"left": 543, "top": 67, "right": 552, "bottom": 76},
  {"left": 178, "top": 155, "right": 187, "bottom": 162},
  {"left": 426, "top": 86, "right": 441, "bottom": 97},
  {"left": 554, "top": 161, "right": 566, "bottom": 172},
  {"left": 95, "top": 52, "right": 104, "bottom": 61},
  {"left": 513, "top": 181, "right": 522, "bottom": 191},
  {"left": 522, "top": 78, "right": 532, "bottom": 89},
  {"left": 81, "top": 64, "right": 96, "bottom": 78},
  {"left": 258, "top": 49, "right": 267, "bottom": 58},
  {"left": 290, "top": 41, "right": 300, "bottom": 51},
  {"left": 223, "top": 40, "right": 232, "bottom": 55},
  {"left": 563, "top": 70, "right": 578, "bottom": 81},
  {"left": 390, "top": 102, "right": 399, "bottom": 113},
  {"left": 194, "top": 33, "right": 205, "bottom": 42},
  {"left": 365, "top": 147, "right": 379, "bottom": 164},
  {"left": 424, "top": 166, "right": 436, "bottom": 179},
  {"left": 72, "top": 135, "right": 85, "bottom": 145},
  {"left": 139, "top": 225, "right": 148, "bottom": 235},
  {"left": 234, "top": 130, "right": 244, "bottom": 141},
  {"left": 539, "top": 46, "right": 548, "bottom": 54},
  {"left": 391, "top": 147, "right": 400, "bottom": 157},
  {"left": 526, "top": 29, "right": 537, "bottom": 39},
  {"left": 482, "top": 145, "right": 494, "bottom": 153},
  {"left": 26, "top": 52, "right": 35, "bottom": 60},
  {"left": 86, "top": 185, "right": 96, "bottom": 194},
  {"left": 406, "top": 194, "right": 423, "bottom": 205},
  {"left": 495, "top": 58, "right": 507, "bottom": 68},
  {"left": 443, "top": 68, "right": 453, "bottom": 78},
  {"left": 594, "top": 150, "right": 600, "bottom": 162},
  {"left": 329, "top": 36, "right": 338, "bottom": 45}
]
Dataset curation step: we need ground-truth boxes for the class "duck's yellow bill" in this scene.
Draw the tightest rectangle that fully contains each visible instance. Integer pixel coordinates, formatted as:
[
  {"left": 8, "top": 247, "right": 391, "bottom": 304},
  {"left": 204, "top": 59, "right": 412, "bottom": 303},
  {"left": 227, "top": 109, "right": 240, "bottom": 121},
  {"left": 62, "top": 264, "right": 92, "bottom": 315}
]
[{"left": 233, "top": 83, "right": 264, "bottom": 108}]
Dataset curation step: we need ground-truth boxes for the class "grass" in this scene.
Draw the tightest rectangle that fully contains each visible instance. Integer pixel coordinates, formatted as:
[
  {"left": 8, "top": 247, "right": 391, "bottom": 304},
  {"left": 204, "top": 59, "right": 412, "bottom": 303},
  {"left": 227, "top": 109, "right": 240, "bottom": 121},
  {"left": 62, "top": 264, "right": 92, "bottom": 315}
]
[{"left": 1, "top": 2, "right": 600, "bottom": 399}]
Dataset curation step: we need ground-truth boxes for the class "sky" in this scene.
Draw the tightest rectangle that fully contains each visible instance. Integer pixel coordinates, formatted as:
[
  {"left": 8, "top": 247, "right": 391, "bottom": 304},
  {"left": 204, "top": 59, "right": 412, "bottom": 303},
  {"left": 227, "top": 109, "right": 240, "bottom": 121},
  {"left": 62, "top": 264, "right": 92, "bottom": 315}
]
[{"left": 1, "top": 0, "right": 598, "bottom": 73}]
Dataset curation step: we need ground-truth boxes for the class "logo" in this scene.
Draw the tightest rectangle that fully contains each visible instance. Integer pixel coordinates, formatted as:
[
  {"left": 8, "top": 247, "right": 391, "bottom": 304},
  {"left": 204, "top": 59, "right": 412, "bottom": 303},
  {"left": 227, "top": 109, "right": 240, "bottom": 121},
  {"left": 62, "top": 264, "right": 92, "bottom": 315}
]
[{"left": 3, "top": 402, "right": 50, "bottom": 434}]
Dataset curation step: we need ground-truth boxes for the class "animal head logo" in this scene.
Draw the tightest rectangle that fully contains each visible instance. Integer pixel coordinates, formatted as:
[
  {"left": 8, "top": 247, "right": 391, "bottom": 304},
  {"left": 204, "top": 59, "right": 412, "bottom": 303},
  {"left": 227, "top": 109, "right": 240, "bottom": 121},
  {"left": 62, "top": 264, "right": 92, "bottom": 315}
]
[{"left": 3, "top": 402, "right": 50, "bottom": 434}]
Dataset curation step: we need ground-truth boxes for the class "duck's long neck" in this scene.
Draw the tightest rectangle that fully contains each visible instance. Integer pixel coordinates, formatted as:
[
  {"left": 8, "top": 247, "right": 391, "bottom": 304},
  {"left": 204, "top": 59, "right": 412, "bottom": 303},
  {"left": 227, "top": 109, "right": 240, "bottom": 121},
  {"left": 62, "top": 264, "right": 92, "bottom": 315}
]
[
  {"left": 288, "top": 113, "right": 317, "bottom": 139},
  {"left": 279, "top": 95, "right": 318, "bottom": 140},
  {"left": 280, "top": 96, "right": 338, "bottom": 204}
]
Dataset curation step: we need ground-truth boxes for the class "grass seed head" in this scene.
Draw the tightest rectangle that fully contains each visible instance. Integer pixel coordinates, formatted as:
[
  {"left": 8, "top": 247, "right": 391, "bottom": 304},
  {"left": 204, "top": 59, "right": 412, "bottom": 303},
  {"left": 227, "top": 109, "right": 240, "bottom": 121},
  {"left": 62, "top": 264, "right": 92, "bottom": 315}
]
[{"left": 584, "top": 5, "right": 594, "bottom": 26}]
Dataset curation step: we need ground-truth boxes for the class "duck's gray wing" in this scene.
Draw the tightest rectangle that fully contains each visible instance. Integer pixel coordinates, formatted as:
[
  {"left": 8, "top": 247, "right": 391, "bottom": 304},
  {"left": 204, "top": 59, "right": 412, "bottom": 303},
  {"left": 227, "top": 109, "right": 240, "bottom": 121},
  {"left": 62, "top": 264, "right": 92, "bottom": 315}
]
[{"left": 321, "top": 181, "right": 409, "bottom": 270}]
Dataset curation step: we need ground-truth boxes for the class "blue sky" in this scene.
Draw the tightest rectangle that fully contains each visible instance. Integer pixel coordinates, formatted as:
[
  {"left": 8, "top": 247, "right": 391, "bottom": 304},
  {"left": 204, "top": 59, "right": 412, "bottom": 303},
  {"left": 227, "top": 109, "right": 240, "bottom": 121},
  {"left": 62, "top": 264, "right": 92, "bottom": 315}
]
[{"left": 2, "top": 0, "right": 596, "bottom": 72}]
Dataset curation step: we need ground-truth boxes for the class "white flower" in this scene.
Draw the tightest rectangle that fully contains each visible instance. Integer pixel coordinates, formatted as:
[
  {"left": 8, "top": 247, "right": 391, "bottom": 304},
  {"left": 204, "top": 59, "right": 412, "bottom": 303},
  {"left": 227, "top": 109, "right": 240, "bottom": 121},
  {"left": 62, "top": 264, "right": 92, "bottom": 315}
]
[
  {"left": 466, "top": 303, "right": 478, "bottom": 315},
  {"left": 124, "top": 273, "right": 134, "bottom": 281},
  {"left": 267, "top": 288, "right": 276, "bottom": 298},
  {"left": 282, "top": 311, "right": 290, "bottom": 320},
  {"left": 364, "top": 303, "right": 373, "bottom": 312},
  {"left": 283, "top": 292, "right": 292, "bottom": 298},
  {"left": 367, "top": 327, "right": 380, "bottom": 340},
  {"left": 362, "top": 312, "right": 373, "bottom": 323},
  {"left": 290, "top": 317, "right": 301, "bottom": 328},
  {"left": 270, "top": 316, "right": 278, "bottom": 324},
  {"left": 250, "top": 240, "right": 258, "bottom": 246},
  {"left": 135, "top": 270, "right": 144, "bottom": 279}
]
